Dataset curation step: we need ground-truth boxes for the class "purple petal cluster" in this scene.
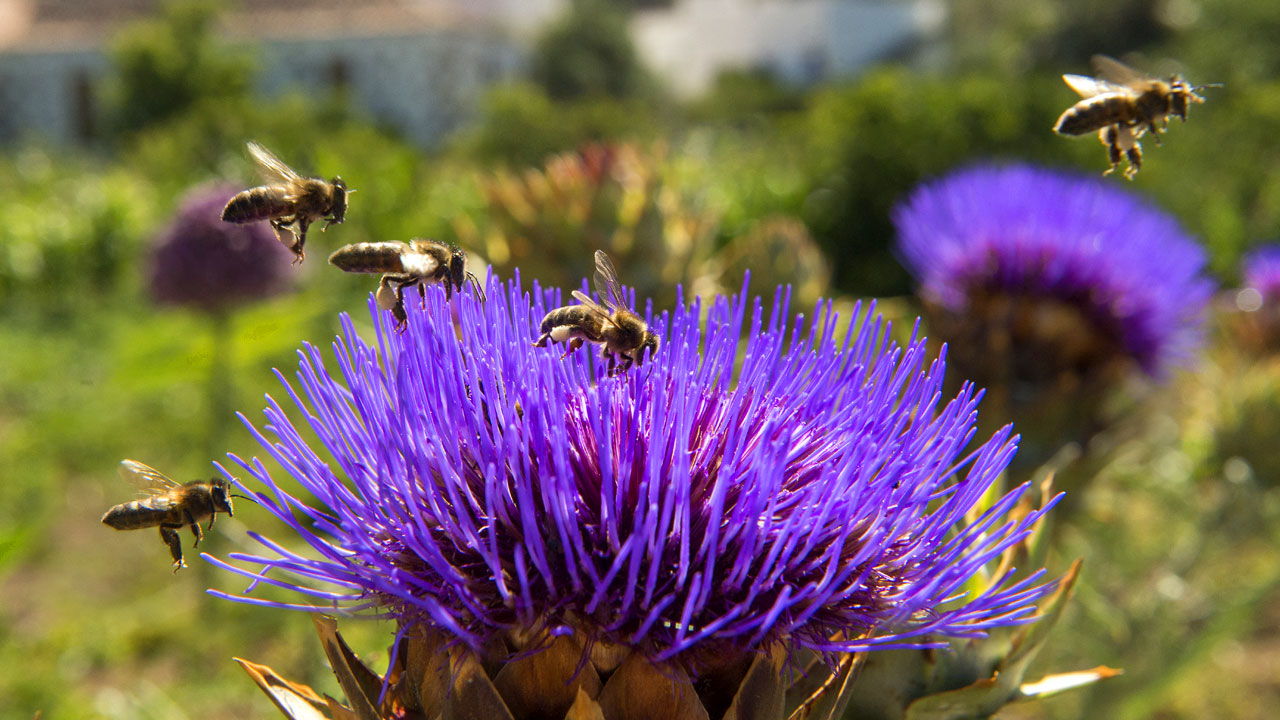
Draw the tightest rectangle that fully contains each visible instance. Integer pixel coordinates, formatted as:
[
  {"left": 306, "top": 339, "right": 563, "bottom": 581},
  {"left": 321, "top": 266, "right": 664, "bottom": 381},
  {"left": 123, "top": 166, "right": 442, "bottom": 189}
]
[
  {"left": 1243, "top": 244, "right": 1280, "bottom": 302},
  {"left": 894, "top": 163, "right": 1213, "bottom": 376},
  {"left": 150, "top": 184, "right": 294, "bottom": 312},
  {"left": 208, "top": 276, "right": 1057, "bottom": 660}
]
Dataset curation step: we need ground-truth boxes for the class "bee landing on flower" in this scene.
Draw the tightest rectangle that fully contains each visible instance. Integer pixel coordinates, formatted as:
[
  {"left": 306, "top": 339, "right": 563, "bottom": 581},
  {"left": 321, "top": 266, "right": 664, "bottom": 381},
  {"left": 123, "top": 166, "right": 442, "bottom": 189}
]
[{"left": 209, "top": 275, "right": 1080, "bottom": 719}]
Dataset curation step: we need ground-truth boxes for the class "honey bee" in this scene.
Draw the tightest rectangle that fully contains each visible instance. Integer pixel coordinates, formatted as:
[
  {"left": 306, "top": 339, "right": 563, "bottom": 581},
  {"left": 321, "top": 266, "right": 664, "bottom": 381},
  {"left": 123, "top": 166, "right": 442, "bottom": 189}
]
[
  {"left": 1053, "top": 55, "right": 1218, "bottom": 179},
  {"left": 221, "top": 142, "right": 348, "bottom": 262},
  {"left": 534, "top": 250, "right": 659, "bottom": 375},
  {"left": 101, "top": 459, "right": 241, "bottom": 573},
  {"left": 328, "top": 239, "right": 483, "bottom": 330}
]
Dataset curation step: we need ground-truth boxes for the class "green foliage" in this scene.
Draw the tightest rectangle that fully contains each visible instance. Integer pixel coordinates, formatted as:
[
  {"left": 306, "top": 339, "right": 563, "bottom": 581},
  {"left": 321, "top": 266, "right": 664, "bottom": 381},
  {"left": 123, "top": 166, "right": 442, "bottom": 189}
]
[
  {"left": 800, "top": 67, "right": 1076, "bottom": 296},
  {"left": 105, "top": 0, "right": 253, "bottom": 137},
  {"left": 463, "top": 82, "right": 663, "bottom": 166},
  {"left": 949, "top": 0, "right": 1170, "bottom": 72},
  {"left": 685, "top": 69, "right": 807, "bottom": 127},
  {"left": 532, "top": 0, "right": 645, "bottom": 101}
]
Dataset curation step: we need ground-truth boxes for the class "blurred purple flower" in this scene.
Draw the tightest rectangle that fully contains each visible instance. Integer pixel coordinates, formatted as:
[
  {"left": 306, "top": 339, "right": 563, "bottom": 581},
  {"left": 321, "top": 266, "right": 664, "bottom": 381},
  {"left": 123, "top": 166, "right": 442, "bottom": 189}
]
[
  {"left": 150, "top": 184, "right": 294, "bottom": 312},
  {"left": 208, "top": 277, "right": 1057, "bottom": 662},
  {"left": 1243, "top": 244, "right": 1280, "bottom": 302},
  {"left": 894, "top": 163, "right": 1213, "bottom": 377}
]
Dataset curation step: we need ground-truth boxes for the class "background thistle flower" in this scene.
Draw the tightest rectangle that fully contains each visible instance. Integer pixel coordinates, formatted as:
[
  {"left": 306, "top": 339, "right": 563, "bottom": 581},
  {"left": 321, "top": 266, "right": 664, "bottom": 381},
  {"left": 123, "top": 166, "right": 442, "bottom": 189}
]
[
  {"left": 1230, "top": 244, "right": 1280, "bottom": 353},
  {"left": 894, "top": 163, "right": 1214, "bottom": 471},
  {"left": 210, "top": 276, "right": 1063, "bottom": 717},
  {"left": 149, "top": 183, "right": 296, "bottom": 457},
  {"left": 149, "top": 183, "right": 295, "bottom": 313}
]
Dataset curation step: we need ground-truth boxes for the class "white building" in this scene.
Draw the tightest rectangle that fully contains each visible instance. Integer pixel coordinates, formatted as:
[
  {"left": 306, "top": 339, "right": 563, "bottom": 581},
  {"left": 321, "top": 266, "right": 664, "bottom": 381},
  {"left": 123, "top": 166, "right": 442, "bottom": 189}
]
[
  {"left": 632, "top": 0, "right": 947, "bottom": 97},
  {"left": 0, "top": 0, "right": 531, "bottom": 146}
]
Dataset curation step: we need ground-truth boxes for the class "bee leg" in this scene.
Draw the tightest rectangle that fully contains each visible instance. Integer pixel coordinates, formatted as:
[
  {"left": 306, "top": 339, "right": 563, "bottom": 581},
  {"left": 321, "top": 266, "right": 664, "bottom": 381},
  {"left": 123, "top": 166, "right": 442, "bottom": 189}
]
[
  {"left": 185, "top": 509, "right": 204, "bottom": 547},
  {"left": 1146, "top": 120, "right": 1162, "bottom": 145},
  {"left": 270, "top": 218, "right": 304, "bottom": 264},
  {"left": 1101, "top": 126, "right": 1123, "bottom": 176},
  {"left": 560, "top": 337, "right": 584, "bottom": 359},
  {"left": 160, "top": 524, "right": 186, "bottom": 572},
  {"left": 1124, "top": 143, "right": 1143, "bottom": 180},
  {"left": 533, "top": 332, "right": 551, "bottom": 348},
  {"left": 291, "top": 217, "right": 312, "bottom": 262}
]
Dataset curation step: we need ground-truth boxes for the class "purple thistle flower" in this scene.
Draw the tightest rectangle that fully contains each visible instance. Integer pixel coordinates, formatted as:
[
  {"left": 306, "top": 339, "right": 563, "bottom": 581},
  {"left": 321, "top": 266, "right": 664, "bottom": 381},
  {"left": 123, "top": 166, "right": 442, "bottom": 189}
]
[
  {"left": 894, "top": 163, "right": 1213, "bottom": 377},
  {"left": 1243, "top": 244, "right": 1280, "bottom": 302},
  {"left": 150, "top": 184, "right": 294, "bottom": 312},
  {"left": 207, "top": 275, "right": 1059, "bottom": 663}
]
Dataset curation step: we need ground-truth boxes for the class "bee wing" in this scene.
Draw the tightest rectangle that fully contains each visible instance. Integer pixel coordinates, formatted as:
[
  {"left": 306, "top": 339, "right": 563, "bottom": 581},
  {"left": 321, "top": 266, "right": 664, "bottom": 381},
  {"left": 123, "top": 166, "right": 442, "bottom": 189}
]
[
  {"left": 1062, "top": 74, "right": 1129, "bottom": 98},
  {"left": 247, "top": 141, "right": 302, "bottom": 185},
  {"left": 571, "top": 289, "right": 614, "bottom": 321},
  {"left": 592, "top": 250, "right": 632, "bottom": 312},
  {"left": 1091, "top": 55, "right": 1149, "bottom": 88},
  {"left": 118, "top": 459, "right": 181, "bottom": 492}
]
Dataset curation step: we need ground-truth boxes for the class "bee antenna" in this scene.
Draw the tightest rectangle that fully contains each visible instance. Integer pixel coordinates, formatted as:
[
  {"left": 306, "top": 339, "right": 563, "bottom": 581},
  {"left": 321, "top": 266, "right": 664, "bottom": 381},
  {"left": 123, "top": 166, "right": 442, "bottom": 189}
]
[
  {"left": 466, "top": 272, "right": 487, "bottom": 303},
  {"left": 230, "top": 493, "right": 258, "bottom": 504}
]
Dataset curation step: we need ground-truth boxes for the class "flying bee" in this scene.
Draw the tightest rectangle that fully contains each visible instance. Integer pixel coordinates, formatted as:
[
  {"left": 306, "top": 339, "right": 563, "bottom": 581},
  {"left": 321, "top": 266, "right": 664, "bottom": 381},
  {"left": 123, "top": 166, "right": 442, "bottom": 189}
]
[
  {"left": 1053, "top": 55, "right": 1218, "bottom": 179},
  {"left": 101, "top": 460, "right": 244, "bottom": 573},
  {"left": 534, "top": 250, "right": 659, "bottom": 376},
  {"left": 328, "top": 239, "right": 483, "bottom": 331},
  {"left": 221, "top": 142, "right": 348, "bottom": 262}
]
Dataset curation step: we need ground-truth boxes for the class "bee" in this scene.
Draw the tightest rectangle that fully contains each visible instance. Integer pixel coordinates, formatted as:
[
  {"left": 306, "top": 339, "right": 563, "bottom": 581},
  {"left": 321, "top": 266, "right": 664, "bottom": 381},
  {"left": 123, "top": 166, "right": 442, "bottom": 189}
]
[
  {"left": 328, "top": 239, "right": 483, "bottom": 330},
  {"left": 101, "top": 459, "right": 241, "bottom": 573},
  {"left": 1053, "top": 55, "right": 1218, "bottom": 179},
  {"left": 534, "top": 250, "right": 659, "bottom": 376},
  {"left": 221, "top": 142, "right": 348, "bottom": 262}
]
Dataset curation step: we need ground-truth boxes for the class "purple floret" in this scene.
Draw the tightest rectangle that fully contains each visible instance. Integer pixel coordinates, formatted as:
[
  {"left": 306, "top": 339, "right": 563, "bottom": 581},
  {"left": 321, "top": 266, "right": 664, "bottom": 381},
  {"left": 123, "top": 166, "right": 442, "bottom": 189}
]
[
  {"left": 207, "top": 275, "right": 1059, "bottom": 660},
  {"left": 1243, "top": 244, "right": 1280, "bottom": 301},
  {"left": 894, "top": 163, "right": 1213, "bottom": 377},
  {"left": 150, "top": 184, "right": 294, "bottom": 312}
]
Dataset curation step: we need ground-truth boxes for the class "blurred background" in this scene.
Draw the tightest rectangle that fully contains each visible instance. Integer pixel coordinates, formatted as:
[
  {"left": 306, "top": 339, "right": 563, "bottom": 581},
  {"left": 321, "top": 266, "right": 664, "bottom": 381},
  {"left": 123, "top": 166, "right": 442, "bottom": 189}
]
[{"left": 1, "top": 0, "right": 1279, "bottom": 717}]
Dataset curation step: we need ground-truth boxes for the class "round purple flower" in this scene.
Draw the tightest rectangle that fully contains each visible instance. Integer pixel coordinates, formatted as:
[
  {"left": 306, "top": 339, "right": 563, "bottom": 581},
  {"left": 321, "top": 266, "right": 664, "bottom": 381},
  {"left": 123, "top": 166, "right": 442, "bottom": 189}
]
[
  {"left": 894, "top": 163, "right": 1213, "bottom": 377},
  {"left": 150, "top": 184, "right": 294, "bottom": 312},
  {"left": 1243, "top": 244, "right": 1280, "bottom": 302},
  {"left": 208, "top": 277, "right": 1057, "bottom": 662}
]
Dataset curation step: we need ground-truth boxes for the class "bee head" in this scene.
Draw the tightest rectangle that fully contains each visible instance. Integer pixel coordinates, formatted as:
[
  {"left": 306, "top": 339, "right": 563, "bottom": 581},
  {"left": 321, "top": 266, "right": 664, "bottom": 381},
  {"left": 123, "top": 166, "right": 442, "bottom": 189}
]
[
  {"left": 1170, "top": 77, "right": 1216, "bottom": 121},
  {"left": 328, "top": 177, "right": 349, "bottom": 224},
  {"left": 636, "top": 332, "right": 660, "bottom": 365},
  {"left": 448, "top": 247, "right": 468, "bottom": 295},
  {"left": 211, "top": 478, "right": 235, "bottom": 516}
]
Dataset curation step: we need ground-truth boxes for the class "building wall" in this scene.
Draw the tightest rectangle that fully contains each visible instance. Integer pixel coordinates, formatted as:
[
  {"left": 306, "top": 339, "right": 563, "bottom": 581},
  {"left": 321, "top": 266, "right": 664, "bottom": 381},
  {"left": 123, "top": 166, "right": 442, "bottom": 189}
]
[
  {"left": 632, "top": 0, "right": 945, "bottom": 97},
  {"left": 0, "top": 29, "right": 523, "bottom": 147},
  {"left": 0, "top": 49, "right": 109, "bottom": 143},
  {"left": 254, "top": 31, "right": 522, "bottom": 146}
]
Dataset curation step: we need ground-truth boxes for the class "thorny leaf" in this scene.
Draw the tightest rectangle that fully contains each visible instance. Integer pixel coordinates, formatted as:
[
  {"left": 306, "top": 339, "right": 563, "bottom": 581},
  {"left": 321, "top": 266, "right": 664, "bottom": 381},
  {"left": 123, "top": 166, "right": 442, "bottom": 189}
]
[
  {"left": 902, "top": 559, "right": 1089, "bottom": 720},
  {"left": 1017, "top": 666, "right": 1123, "bottom": 699},
  {"left": 596, "top": 652, "right": 710, "bottom": 720},
  {"left": 235, "top": 656, "right": 335, "bottom": 720},
  {"left": 313, "top": 615, "right": 382, "bottom": 720},
  {"left": 722, "top": 648, "right": 786, "bottom": 720},
  {"left": 443, "top": 651, "right": 516, "bottom": 720},
  {"left": 786, "top": 651, "right": 867, "bottom": 720},
  {"left": 564, "top": 687, "right": 608, "bottom": 720}
]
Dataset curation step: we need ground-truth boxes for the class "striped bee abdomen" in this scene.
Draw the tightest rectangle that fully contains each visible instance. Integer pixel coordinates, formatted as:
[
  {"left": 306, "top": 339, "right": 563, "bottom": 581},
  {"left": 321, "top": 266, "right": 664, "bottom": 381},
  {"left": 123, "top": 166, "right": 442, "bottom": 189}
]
[
  {"left": 101, "top": 499, "right": 173, "bottom": 530},
  {"left": 221, "top": 186, "right": 292, "bottom": 223}
]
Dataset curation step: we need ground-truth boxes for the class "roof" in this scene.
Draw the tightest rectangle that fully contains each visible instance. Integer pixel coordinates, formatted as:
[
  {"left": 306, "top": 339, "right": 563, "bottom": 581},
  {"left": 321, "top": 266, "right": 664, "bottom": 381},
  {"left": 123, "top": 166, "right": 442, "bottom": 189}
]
[{"left": 0, "top": 0, "right": 490, "bottom": 53}]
